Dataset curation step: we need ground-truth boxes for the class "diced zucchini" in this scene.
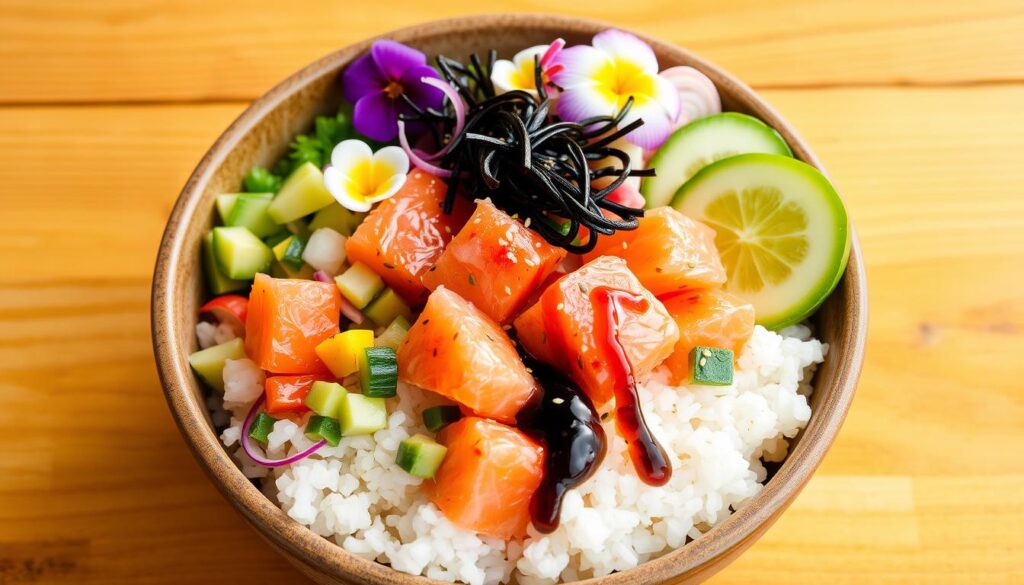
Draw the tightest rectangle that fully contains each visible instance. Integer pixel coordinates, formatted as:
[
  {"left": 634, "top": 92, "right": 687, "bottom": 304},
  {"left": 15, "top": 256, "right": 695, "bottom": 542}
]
[
  {"left": 268, "top": 162, "right": 335, "bottom": 224},
  {"left": 215, "top": 193, "right": 240, "bottom": 224},
  {"left": 226, "top": 193, "right": 283, "bottom": 238},
  {"left": 309, "top": 203, "right": 365, "bottom": 236},
  {"left": 335, "top": 262, "right": 384, "bottom": 309},
  {"left": 188, "top": 337, "right": 246, "bottom": 392},
  {"left": 315, "top": 329, "right": 374, "bottom": 378},
  {"left": 359, "top": 347, "right": 398, "bottom": 398},
  {"left": 689, "top": 346, "right": 734, "bottom": 386},
  {"left": 203, "top": 232, "right": 247, "bottom": 294},
  {"left": 304, "top": 381, "right": 348, "bottom": 417},
  {"left": 212, "top": 226, "right": 273, "bottom": 280},
  {"left": 421, "top": 405, "right": 462, "bottom": 432},
  {"left": 363, "top": 288, "right": 412, "bottom": 326},
  {"left": 271, "top": 235, "right": 312, "bottom": 278},
  {"left": 305, "top": 415, "right": 342, "bottom": 446},
  {"left": 374, "top": 316, "right": 411, "bottom": 350},
  {"left": 396, "top": 434, "right": 448, "bottom": 479},
  {"left": 264, "top": 231, "right": 291, "bottom": 248},
  {"left": 338, "top": 393, "right": 388, "bottom": 436},
  {"left": 248, "top": 412, "right": 278, "bottom": 444}
]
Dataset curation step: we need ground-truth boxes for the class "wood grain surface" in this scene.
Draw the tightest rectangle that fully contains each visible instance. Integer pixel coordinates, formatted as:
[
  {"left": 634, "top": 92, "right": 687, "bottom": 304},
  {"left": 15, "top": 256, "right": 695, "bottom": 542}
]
[{"left": 1, "top": 1, "right": 1022, "bottom": 584}]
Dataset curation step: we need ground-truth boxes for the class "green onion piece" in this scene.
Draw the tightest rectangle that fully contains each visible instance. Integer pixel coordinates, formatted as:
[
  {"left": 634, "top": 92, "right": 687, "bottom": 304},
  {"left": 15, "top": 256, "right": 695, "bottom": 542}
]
[
  {"left": 305, "top": 415, "right": 342, "bottom": 447},
  {"left": 248, "top": 412, "right": 278, "bottom": 445}
]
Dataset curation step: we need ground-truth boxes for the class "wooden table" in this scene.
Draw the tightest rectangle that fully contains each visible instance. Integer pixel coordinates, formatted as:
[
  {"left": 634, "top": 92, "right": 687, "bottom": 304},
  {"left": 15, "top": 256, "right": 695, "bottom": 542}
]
[{"left": 1, "top": 1, "right": 1022, "bottom": 583}]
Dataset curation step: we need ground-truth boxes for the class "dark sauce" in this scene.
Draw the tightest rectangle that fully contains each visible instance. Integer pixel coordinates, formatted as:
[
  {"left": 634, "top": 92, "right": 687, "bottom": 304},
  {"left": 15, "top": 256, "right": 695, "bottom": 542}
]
[{"left": 517, "top": 356, "right": 607, "bottom": 533}]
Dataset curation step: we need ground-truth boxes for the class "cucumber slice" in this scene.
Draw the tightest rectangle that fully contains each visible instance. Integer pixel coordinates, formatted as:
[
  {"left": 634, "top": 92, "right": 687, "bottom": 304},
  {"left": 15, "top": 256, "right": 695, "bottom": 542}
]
[
  {"left": 338, "top": 393, "right": 388, "bottom": 436},
  {"left": 309, "top": 203, "right": 365, "bottom": 236},
  {"left": 363, "top": 288, "right": 412, "bottom": 327},
  {"left": 215, "top": 193, "right": 240, "bottom": 224},
  {"left": 359, "top": 347, "right": 398, "bottom": 398},
  {"left": 212, "top": 226, "right": 273, "bottom": 280},
  {"left": 268, "top": 162, "right": 335, "bottom": 224},
  {"left": 304, "top": 381, "right": 348, "bottom": 417},
  {"left": 643, "top": 113, "right": 792, "bottom": 208},
  {"left": 396, "top": 434, "right": 448, "bottom": 478},
  {"left": 422, "top": 405, "right": 461, "bottom": 432},
  {"left": 305, "top": 415, "right": 342, "bottom": 446},
  {"left": 203, "top": 232, "right": 247, "bottom": 294},
  {"left": 374, "top": 316, "right": 411, "bottom": 350},
  {"left": 188, "top": 337, "right": 246, "bottom": 392},
  {"left": 335, "top": 262, "right": 384, "bottom": 309},
  {"left": 248, "top": 412, "right": 278, "bottom": 444},
  {"left": 226, "top": 193, "right": 283, "bottom": 238},
  {"left": 671, "top": 153, "right": 849, "bottom": 329}
]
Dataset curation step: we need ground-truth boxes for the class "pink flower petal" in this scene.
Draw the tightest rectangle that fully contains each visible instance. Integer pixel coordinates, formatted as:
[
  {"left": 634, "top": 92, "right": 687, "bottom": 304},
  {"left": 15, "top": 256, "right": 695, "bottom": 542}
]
[
  {"left": 619, "top": 100, "right": 674, "bottom": 150},
  {"left": 592, "top": 29, "right": 658, "bottom": 74},
  {"left": 550, "top": 45, "right": 610, "bottom": 89},
  {"left": 556, "top": 86, "right": 616, "bottom": 123}
]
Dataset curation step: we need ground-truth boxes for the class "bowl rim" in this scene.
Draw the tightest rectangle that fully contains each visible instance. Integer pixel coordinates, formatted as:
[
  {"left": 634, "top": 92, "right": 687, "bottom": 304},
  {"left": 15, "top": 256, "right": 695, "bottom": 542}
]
[{"left": 152, "top": 13, "right": 867, "bottom": 585}]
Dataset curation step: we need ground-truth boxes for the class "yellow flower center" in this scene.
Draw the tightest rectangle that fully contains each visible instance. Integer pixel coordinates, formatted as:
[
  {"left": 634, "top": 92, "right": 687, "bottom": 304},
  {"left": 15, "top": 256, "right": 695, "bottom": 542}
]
[
  {"left": 384, "top": 81, "right": 404, "bottom": 100},
  {"left": 592, "top": 58, "right": 656, "bottom": 109},
  {"left": 511, "top": 59, "right": 540, "bottom": 91}
]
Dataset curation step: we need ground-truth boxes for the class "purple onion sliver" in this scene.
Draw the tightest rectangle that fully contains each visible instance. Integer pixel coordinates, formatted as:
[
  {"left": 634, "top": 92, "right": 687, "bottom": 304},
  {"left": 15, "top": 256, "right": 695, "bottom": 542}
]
[
  {"left": 419, "top": 77, "right": 465, "bottom": 159},
  {"left": 398, "top": 121, "right": 454, "bottom": 178},
  {"left": 313, "top": 270, "right": 333, "bottom": 283},
  {"left": 240, "top": 395, "right": 326, "bottom": 468},
  {"left": 339, "top": 295, "right": 366, "bottom": 324}
]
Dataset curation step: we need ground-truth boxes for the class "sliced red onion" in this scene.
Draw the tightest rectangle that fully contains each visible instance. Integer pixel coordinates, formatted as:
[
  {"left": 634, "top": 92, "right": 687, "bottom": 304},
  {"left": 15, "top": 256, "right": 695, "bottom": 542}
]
[
  {"left": 398, "top": 120, "right": 454, "bottom": 178},
  {"left": 240, "top": 395, "right": 325, "bottom": 468},
  {"left": 540, "top": 38, "right": 566, "bottom": 68},
  {"left": 312, "top": 270, "right": 333, "bottom": 284},
  {"left": 419, "top": 77, "right": 465, "bottom": 159},
  {"left": 339, "top": 295, "right": 366, "bottom": 324}
]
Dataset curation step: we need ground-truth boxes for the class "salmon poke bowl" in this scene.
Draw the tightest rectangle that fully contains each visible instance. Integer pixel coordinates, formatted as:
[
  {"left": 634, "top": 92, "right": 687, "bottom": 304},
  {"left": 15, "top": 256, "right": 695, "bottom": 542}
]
[{"left": 153, "top": 15, "right": 866, "bottom": 585}]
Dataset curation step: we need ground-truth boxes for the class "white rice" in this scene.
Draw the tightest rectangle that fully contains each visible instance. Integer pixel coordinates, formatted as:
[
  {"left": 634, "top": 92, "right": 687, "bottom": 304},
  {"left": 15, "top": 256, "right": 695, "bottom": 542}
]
[{"left": 217, "top": 324, "right": 825, "bottom": 585}]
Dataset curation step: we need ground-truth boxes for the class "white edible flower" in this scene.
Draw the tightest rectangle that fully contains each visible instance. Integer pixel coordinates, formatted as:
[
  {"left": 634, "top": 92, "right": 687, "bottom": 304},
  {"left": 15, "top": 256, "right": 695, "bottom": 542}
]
[
  {"left": 323, "top": 139, "right": 409, "bottom": 212},
  {"left": 490, "top": 45, "right": 548, "bottom": 95}
]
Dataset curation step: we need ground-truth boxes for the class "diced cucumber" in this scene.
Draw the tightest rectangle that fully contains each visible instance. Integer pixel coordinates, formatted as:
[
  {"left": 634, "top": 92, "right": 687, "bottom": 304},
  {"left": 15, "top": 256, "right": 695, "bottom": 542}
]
[
  {"left": 374, "top": 316, "right": 411, "bottom": 350},
  {"left": 188, "top": 337, "right": 246, "bottom": 392},
  {"left": 338, "top": 393, "right": 388, "bottom": 436},
  {"left": 422, "top": 405, "right": 461, "bottom": 432},
  {"left": 268, "top": 162, "right": 335, "bottom": 224},
  {"left": 248, "top": 412, "right": 278, "bottom": 444},
  {"left": 363, "top": 288, "right": 412, "bottom": 326},
  {"left": 264, "top": 231, "right": 291, "bottom": 248},
  {"left": 215, "top": 193, "right": 240, "bottom": 224},
  {"left": 226, "top": 193, "right": 283, "bottom": 238},
  {"left": 335, "top": 262, "right": 384, "bottom": 309},
  {"left": 305, "top": 415, "right": 342, "bottom": 446},
  {"left": 359, "top": 347, "right": 398, "bottom": 398},
  {"left": 203, "top": 232, "right": 248, "bottom": 294},
  {"left": 309, "top": 203, "right": 365, "bottom": 236},
  {"left": 212, "top": 226, "right": 273, "bottom": 280},
  {"left": 315, "top": 329, "right": 374, "bottom": 378},
  {"left": 643, "top": 112, "right": 793, "bottom": 208},
  {"left": 304, "top": 381, "right": 348, "bottom": 417},
  {"left": 271, "top": 235, "right": 307, "bottom": 271},
  {"left": 396, "top": 434, "right": 448, "bottom": 479}
]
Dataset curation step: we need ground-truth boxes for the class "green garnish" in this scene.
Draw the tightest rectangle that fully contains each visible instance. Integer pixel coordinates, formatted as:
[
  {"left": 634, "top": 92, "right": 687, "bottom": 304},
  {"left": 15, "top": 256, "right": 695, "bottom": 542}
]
[
  {"left": 396, "top": 434, "right": 448, "bottom": 479},
  {"left": 688, "top": 346, "right": 734, "bottom": 386},
  {"left": 243, "top": 166, "right": 283, "bottom": 194},
  {"left": 305, "top": 415, "right": 342, "bottom": 447},
  {"left": 247, "top": 412, "right": 278, "bottom": 445}
]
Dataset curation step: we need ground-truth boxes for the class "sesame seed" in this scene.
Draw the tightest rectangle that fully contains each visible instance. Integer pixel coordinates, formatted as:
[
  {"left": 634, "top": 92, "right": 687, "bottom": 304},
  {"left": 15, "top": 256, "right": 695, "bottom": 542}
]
[
  {"left": 444, "top": 225, "right": 451, "bottom": 234},
  {"left": 702, "top": 349, "right": 712, "bottom": 357},
  {"left": 534, "top": 242, "right": 541, "bottom": 248},
  {"left": 498, "top": 238, "right": 507, "bottom": 246},
  {"left": 699, "top": 357, "right": 707, "bottom": 367},
  {"left": 524, "top": 217, "right": 532, "bottom": 228},
  {"left": 557, "top": 302, "right": 565, "bottom": 311},
  {"left": 622, "top": 241, "right": 629, "bottom": 249},
  {"left": 504, "top": 286, "right": 512, "bottom": 296},
  {"left": 523, "top": 258, "right": 536, "bottom": 266},
  {"left": 551, "top": 397, "right": 565, "bottom": 405}
]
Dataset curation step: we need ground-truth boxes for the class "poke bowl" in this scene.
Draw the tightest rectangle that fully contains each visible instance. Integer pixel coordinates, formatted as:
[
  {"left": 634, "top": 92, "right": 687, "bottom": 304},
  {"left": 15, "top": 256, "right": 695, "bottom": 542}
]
[{"left": 152, "top": 13, "right": 867, "bottom": 585}]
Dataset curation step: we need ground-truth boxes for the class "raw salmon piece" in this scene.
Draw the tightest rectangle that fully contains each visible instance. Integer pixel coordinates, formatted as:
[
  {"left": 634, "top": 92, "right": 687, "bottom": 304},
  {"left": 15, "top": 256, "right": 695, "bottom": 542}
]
[
  {"left": 264, "top": 374, "right": 321, "bottom": 414},
  {"left": 429, "top": 417, "right": 544, "bottom": 539},
  {"left": 397, "top": 286, "right": 536, "bottom": 423},
  {"left": 661, "top": 288, "right": 755, "bottom": 385},
  {"left": 345, "top": 170, "right": 471, "bottom": 304},
  {"left": 421, "top": 199, "right": 566, "bottom": 324},
  {"left": 514, "top": 256, "right": 679, "bottom": 408},
  {"left": 583, "top": 206, "right": 726, "bottom": 296},
  {"left": 245, "top": 274, "right": 340, "bottom": 374}
]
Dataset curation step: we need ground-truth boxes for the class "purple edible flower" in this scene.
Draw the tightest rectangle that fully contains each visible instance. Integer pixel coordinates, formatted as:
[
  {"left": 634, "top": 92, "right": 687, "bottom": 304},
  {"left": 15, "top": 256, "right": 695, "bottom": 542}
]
[{"left": 343, "top": 40, "right": 444, "bottom": 142}]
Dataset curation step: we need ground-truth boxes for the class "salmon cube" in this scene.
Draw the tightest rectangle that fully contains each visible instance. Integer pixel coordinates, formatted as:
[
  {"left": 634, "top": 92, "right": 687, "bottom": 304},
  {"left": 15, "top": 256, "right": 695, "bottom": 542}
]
[
  {"left": 422, "top": 199, "right": 566, "bottom": 323},
  {"left": 245, "top": 274, "right": 340, "bottom": 374},
  {"left": 397, "top": 286, "right": 536, "bottom": 423},
  {"left": 661, "top": 288, "right": 755, "bottom": 385},
  {"left": 264, "top": 374, "right": 321, "bottom": 414},
  {"left": 429, "top": 417, "right": 544, "bottom": 539},
  {"left": 345, "top": 170, "right": 471, "bottom": 304},
  {"left": 514, "top": 256, "right": 679, "bottom": 408}
]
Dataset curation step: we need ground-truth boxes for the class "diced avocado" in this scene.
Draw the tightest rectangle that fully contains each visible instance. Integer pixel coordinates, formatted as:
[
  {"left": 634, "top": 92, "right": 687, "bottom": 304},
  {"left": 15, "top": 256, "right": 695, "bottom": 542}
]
[
  {"left": 248, "top": 412, "right": 278, "bottom": 444},
  {"left": 215, "top": 193, "right": 240, "bottom": 224},
  {"left": 268, "top": 162, "right": 335, "bottom": 224},
  {"left": 305, "top": 415, "right": 342, "bottom": 446},
  {"left": 188, "top": 337, "right": 246, "bottom": 392},
  {"left": 396, "top": 434, "right": 448, "bottom": 479},
  {"left": 374, "top": 316, "right": 411, "bottom": 350},
  {"left": 203, "top": 232, "right": 248, "bottom": 294},
  {"left": 359, "top": 347, "right": 398, "bottom": 398},
  {"left": 338, "top": 393, "right": 388, "bottom": 436},
  {"left": 304, "top": 381, "right": 348, "bottom": 417},
  {"left": 421, "top": 405, "right": 461, "bottom": 432},
  {"left": 315, "top": 329, "right": 374, "bottom": 378},
  {"left": 689, "top": 346, "right": 734, "bottom": 386},
  {"left": 212, "top": 226, "right": 273, "bottom": 280},
  {"left": 335, "top": 262, "right": 384, "bottom": 309},
  {"left": 309, "top": 203, "right": 365, "bottom": 236},
  {"left": 226, "top": 193, "right": 283, "bottom": 238},
  {"left": 363, "top": 288, "right": 412, "bottom": 326}
]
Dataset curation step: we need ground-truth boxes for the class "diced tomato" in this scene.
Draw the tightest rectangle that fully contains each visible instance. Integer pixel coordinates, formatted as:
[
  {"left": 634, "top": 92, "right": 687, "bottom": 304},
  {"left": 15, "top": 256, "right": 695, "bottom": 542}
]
[
  {"left": 397, "top": 286, "right": 536, "bottom": 423},
  {"left": 345, "top": 170, "right": 471, "bottom": 304},
  {"left": 660, "top": 288, "right": 755, "bottom": 384},
  {"left": 429, "top": 417, "right": 544, "bottom": 539},
  {"left": 199, "top": 293, "right": 249, "bottom": 338},
  {"left": 245, "top": 274, "right": 341, "bottom": 375},
  {"left": 583, "top": 207, "right": 726, "bottom": 296},
  {"left": 264, "top": 374, "right": 320, "bottom": 414},
  {"left": 514, "top": 256, "right": 679, "bottom": 408},
  {"left": 421, "top": 199, "right": 566, "bottom": 323}
]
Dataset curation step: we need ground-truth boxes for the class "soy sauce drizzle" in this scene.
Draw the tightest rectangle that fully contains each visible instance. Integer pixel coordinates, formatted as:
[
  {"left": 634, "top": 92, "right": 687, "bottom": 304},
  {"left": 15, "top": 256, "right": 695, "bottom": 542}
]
[
  {"left": 590, "top": 287, "right": 673, "bottom": 486},
  {"left": 517, "top": 355, "right": 607, "bottom": 533}
]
